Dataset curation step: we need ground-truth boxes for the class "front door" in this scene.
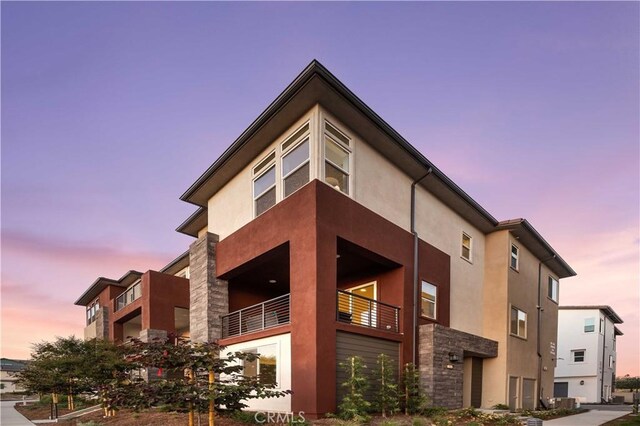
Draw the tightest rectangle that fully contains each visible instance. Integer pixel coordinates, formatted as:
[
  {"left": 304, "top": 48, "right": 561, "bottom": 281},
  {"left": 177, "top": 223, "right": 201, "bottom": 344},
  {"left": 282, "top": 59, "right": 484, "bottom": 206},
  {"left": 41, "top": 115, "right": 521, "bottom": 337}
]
[
  {"left": 470, "top": 358, "right": 483, "bottom": 408},
  {"left": 509, "top": 376, "right": 519, "bottom": 410}
]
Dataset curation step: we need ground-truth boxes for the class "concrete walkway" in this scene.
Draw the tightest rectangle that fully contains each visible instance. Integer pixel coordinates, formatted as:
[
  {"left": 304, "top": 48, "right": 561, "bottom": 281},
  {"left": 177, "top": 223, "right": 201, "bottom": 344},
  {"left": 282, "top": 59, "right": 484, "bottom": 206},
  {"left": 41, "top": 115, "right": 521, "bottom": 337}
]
[
  {"left": 1, "top": 400, "right": 36, "bottom": 426},
  {"left": 544, "top": 408, "right": 632, "bottom": 425}
]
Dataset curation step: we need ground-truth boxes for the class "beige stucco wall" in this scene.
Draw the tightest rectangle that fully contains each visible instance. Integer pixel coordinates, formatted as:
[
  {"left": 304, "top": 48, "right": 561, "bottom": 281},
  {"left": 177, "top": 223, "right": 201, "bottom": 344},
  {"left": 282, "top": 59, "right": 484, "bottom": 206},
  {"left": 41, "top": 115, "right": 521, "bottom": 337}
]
[
  {"left": 482, "top": 230, "right": 509, "bottom": 407},
  {"left": 207, "top": 107, "right": 319, "bottom": 240}
]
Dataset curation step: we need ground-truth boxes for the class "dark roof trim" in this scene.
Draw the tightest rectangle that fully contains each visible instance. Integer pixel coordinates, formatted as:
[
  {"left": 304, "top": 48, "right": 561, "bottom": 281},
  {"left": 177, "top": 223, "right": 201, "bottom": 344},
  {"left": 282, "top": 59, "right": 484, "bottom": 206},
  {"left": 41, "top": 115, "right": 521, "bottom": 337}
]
[
  {"left": 74, "top": 270, "right": 143, "bottom": 306},
  {"left": 160, "top": 250, "right": 190, "bottom": 275},
  {"left": 559, "top": 305, "right": 623, "bottom": 324},
  {"left": 614, "top": 326, "right": 624, "bottom": 336},
  {"left": 176, "top": 207, "right": 207, "bottom": 238},
  {"left": 179, "top": 60, "right": 498, "bottom": 228},
  {"left": 495, "top": 218, "right": 576, "bottom": 278}
]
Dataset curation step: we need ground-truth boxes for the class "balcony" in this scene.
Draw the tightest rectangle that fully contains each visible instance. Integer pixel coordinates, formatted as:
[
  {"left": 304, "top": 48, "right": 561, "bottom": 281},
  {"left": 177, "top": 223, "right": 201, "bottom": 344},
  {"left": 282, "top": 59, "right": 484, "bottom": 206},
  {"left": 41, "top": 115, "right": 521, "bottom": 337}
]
[
  {"left": 115, "top": 281, "right": 141, "bottom": 312},
  {"left": 222, "top": 294, "right": 291, "bottom": 339},
  {"left": 336, "top": 289, "right": 400, "bottom": 333}
]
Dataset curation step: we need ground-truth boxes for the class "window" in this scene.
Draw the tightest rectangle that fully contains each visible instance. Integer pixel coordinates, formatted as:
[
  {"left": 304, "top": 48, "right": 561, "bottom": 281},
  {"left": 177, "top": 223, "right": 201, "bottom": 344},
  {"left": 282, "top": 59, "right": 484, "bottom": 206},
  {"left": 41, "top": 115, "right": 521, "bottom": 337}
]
[
  {"left": 600, "top": 318, "right": 605, "bottom": 334},
  {"left": 461, "top": 232, "right": 472, "bottom": 262},
  {"left": 324, "top": 121, "right": 351, "bottom": 194},
  {"left": 510, "top": 244, "right": 519, "bottom": 270},
  {"left": 242, "top": 344, "right": 278, "bottom": 386},
  {"left": 584, "top": 318, "right": 595, "bottom": 333},
  {"left": 510, "top": 307, "right": 527, "bottom": 338},
  {"left": 572, "top": 350, "right": 585, "bottom": 363},
  {"left": 548, "top": 277, "right": 559, "bottom": 302},
  {"left": 176, "top": 267, "right": 190, "bottom": 279},
  {"left": 281, "top": 135, "right": 309, "bottom": 198},
  {"left": 609, "top": 355, "right": 614, "bottom": 368},
  {"left": 86, "top": 299, "right": 99, "bottom": 325},
  {"left": 421, "top": 281, "right": 437, "bottom": 319},
  {"left": 253, "top": 152, "right": 276, "bottom": 216}
]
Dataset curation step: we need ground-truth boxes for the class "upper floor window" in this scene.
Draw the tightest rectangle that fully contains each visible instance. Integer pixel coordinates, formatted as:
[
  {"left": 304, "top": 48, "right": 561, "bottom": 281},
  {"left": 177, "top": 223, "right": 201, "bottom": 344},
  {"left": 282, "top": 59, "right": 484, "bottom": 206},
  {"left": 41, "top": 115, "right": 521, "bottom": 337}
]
[
  {"left": 253, "top": 152, "right": 276, "bottom": 216},
  {"left": 608, "top": 355, "right": 614, "bottom": 368},
  {"left": 584, "top": 317, "right": 595, "bottom": 333},
  {"left": 572, "top": 349, "right": 585, "bottom": 363},
  {"left": 282, "top": 136, "right": 309, "bottom": 198},
  {"left": 323, "top": 121, "right": 351, "bottom": 194},
  {"left": 421, "top": 281, "right": 437, "bottom": 319},
  {"left": 548, "top": 277, "right": 559, "bottom": 302},
  {"left": 599, "top": 317, "right": 605, "bottom": 334},
  {"left": 461, "top": 232, "right": 472, "bottom": 262},
  {"left": 510, "top": 244, "right": 519, "bottom": 270},
  {"left": 115, "top": 280, "right": 142, "bottom": 312},
  {"left": 176, "top": 266, "right": 190, "bottom": 279},
  {"left": 510, "top": 306, "right": 527, "bottom": 338},
  {"left": 86, "top": 299, "right": 99, "bottom": 325}
]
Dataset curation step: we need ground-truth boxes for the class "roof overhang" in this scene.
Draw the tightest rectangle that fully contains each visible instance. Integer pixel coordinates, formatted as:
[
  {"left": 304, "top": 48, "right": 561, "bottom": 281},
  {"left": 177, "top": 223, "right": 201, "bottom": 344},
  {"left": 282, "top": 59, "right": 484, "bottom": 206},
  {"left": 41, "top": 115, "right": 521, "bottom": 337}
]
[
  {"left": 495, "top": 219, "right": 576, "bottom": 279},
  {"left": 160, "top": 251, "right": 190, "bottom": 275},
  {"left": 559, "top": 305, "right": 624, "bottom": 324},
  {"left": 179, "top": 60, "right": 498, "bottom": 233},
  {"left": 614, "top": 326, "right": 624, "bottom": 336},
  {"left": 176, "top": 207, "right": 207, "bottom": 238},
  {"left": 74, "top": 270, "right": 142, "bottom": 306}
]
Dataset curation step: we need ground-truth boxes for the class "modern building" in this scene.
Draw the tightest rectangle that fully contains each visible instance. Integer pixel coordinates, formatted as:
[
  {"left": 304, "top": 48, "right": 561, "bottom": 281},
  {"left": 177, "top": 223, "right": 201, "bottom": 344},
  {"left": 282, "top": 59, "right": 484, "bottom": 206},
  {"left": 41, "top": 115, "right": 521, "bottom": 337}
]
[
  {"left": 75, "top": 60, "right": 576, "bottom": 416},
  {"left": 74, "top": 252, "right": 190, "bottom": 342},
  {"left": 0, "top": 358, "right": 27, "bottom": 393},
  {"left": 554, "top": 306, "right": 623, "bottom": 403}
]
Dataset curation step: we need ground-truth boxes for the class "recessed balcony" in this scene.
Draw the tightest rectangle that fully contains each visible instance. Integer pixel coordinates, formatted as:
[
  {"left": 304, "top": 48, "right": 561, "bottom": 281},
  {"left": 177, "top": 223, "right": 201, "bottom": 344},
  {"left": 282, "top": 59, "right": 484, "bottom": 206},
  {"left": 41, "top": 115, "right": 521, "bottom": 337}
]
[
  {"left": 221, "top": 294, "right": 290, "bottom": 338},
  {"left": 336, "top": 289, "right": 400, "bottom": 333}
]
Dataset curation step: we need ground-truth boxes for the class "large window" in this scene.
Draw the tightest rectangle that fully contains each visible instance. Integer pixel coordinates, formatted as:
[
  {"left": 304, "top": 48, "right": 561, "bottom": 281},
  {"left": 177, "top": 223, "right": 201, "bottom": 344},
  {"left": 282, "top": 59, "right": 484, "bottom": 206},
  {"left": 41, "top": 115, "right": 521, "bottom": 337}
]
[
  {"left": 253, "top": 152, "right": 276, "bottom": 216},
  {"left": 584, "top": 318, "right": 595, "bottom": 333},
  {"left": 282, "top": 137, "right": 309, "bottom": 198},
  {"left": 242, "top": 344, "right": 278, "bottom": 386},
  {"left": 510, "top": 244, "right": 519, "bottom": 270},
  {"left": 86, "top": 299, "right": 99, "bottom": 325},
  {"left": 572, "top": 349, "right": 585, "bottom": 363},
  {"left": 324, "top": 121, "right": 351, "bottom": 194},
  {"left": 510, "top": 306, "right": 527, "bottom": 338},
  {"left": 421, "top": 281, "right": 437, "bottom": 319},
  {"left": 548, "top": 277, "right": 559, "bottom": 302},
  {"left": 461, "top": 232, "right": 472, "bottom": 262}
]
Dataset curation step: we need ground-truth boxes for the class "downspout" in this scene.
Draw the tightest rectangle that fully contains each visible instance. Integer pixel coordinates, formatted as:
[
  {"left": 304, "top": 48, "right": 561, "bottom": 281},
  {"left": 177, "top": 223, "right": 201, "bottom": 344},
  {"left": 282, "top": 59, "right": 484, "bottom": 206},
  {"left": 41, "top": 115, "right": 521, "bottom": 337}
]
[
  {"left": 411, "top": 167, "right": 432, "bottom": 365},
  {"left": 601, "top": 318, "right": 607, "bottom": 402},
  {"left": 537, "top": 254, "right": 555, "bottom": 409}
]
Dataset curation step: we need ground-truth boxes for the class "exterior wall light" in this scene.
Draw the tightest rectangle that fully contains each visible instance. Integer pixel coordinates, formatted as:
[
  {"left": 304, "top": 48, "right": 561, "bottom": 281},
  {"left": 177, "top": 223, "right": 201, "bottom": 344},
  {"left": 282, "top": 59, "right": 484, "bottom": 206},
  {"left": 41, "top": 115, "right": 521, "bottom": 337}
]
[
  {"left": 580, "top": 380, "right": 585, "bottom": 385},
  {"left": 448, "top": 352, "right": 460, "bottom": 363}
]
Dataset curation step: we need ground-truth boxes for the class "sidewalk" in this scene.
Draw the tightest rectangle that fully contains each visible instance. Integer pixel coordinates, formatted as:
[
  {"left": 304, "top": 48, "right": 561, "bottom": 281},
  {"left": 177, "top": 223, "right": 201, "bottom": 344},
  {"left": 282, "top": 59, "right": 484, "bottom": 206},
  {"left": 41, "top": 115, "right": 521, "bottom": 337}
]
[
  {"left": 544, "top": 408, "right": 632, "bottom": 425},
  {"left": 1, "top": 400, "right": 36, "bottom": 426}
]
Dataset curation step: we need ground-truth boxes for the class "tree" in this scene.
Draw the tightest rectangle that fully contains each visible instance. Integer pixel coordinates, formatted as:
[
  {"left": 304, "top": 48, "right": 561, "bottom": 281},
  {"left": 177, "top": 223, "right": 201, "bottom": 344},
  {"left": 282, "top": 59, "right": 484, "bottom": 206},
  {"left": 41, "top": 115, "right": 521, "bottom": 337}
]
[
  {"left": 338, "top": 355, "right": 371, "bottom": 421},
  {"left": 616, "top": 376, "right": 640, "bottom": 392},
  {"left": 402, "top": 362, "right": 426, "bottom": 415},
  {"left": 374, "top": 354, "right": 399, "bottom": 417}
]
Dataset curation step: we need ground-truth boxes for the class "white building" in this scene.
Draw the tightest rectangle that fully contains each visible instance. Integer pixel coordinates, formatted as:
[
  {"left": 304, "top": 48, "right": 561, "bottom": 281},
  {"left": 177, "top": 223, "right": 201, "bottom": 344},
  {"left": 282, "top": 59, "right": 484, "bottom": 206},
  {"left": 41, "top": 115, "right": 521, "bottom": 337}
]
[{"left": 554, "top": 306, "right": 623, "bottom": 403}]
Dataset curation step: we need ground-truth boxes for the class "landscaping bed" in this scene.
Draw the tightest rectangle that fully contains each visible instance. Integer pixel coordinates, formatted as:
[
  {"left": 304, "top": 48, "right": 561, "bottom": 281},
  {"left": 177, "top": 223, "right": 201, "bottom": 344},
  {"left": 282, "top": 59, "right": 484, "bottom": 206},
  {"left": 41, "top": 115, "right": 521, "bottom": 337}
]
[{"left": 603, "top": 413, "right": 640, "bottom": 426}]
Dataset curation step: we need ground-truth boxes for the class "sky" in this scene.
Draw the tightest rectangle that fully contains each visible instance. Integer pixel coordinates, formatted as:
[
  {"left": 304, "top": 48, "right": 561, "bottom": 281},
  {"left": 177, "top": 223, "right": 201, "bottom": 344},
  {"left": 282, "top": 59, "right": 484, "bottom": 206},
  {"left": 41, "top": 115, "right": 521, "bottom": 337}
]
[{"left": 1, "top": 2, "right": 638, "bottom": 376}]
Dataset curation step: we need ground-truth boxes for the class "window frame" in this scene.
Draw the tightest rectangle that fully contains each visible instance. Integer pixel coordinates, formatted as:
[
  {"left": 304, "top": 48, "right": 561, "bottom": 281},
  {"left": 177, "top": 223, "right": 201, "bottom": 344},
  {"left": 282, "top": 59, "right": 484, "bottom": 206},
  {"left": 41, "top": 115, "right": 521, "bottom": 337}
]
[
  {"left": 86, "top": 298, "right": 99, "bottom": 325},
  {"left": 571, "top": 349, "right": 586, "bottom": 363},
  {"left": 241, "top": 343, "right": 280, "bottom": 388},
  {"left": 280, "top": 135, "right": 310, "bottom": 199},
  {"left": 599, "top": 317, "right": 605, "bottom": 334},
  {"left": 420, "top": 281, "right": 437, "bottom": 320},
  {"left": 252, "top": 151, "right": 277, "bottom": 217},
  {"left": 461, "top": 232, "right": 472, "bottom": 263},
  {"left": 322, "top": 119, "right": 352, "bottom": 195},
  {"left": 510, "top": 244, "right": 520, "bottom": 271},
  {"left": 584, "top": 317, "right": 595, "bottom": 333},
  {"left": 510, "top": 306, "right": 528, "bottom": 339},
  {"left": 547, "top": 276, "right": 559, "bottom": 303}
]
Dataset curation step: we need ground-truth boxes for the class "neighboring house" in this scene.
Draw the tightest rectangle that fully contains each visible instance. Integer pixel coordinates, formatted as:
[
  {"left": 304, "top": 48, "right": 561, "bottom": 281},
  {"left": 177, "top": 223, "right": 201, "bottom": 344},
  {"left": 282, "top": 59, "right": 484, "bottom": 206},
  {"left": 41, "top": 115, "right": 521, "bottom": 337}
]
[
  {"left": 173, "top": 61, "right": 575, "bottom": 417},
  {"left": 554, "top": 306, "right": 623, "bottom": 403},
  {"left": 0, "top": 358, "right": 27, "bottom": 393},
  {"left": 74, "top": 252, "right": 191, "bottom": 342}
]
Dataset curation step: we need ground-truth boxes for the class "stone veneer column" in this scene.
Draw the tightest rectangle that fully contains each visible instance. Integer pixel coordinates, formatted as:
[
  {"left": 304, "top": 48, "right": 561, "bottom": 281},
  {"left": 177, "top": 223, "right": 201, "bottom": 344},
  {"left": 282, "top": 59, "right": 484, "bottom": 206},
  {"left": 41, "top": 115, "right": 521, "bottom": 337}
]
[
  {"left": 189, "top": 232, "right": 228, "bottom": 343},
  {"left": 139, "top": 329, "right": 168, "bottom": 381},
  {"left": 96, "top": 307, "right": 109, "bottom": 339}
]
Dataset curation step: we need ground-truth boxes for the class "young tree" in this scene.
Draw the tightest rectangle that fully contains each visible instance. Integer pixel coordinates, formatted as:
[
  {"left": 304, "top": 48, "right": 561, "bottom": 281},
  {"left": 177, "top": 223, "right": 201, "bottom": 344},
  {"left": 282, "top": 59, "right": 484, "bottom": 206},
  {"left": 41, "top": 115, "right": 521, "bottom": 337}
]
[
  {"left": 402, "top": 363, "right": 426, "bottom": 415},
  {"left": 338, "top": 355, "right": 371, "bottom": 421},
  {"left": 616, "top": 376, "right": 640, "bottom": 392},
  {"left": 374, "top": 354, "right": 399, "bottom": 417}
]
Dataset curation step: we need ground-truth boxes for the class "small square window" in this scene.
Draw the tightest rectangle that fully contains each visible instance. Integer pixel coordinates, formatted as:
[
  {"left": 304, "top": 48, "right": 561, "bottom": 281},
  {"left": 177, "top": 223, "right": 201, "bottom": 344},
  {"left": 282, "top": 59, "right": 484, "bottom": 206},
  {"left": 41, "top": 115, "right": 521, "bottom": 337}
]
[
  {"left": 510, "top": 244, "right": 519, "bottom": 270},
  {"left": 572, "top": 350, "right": 585, "bottom": 363},
  {"left": 461, "top": 233, "right": 472, "bottom": 262}
]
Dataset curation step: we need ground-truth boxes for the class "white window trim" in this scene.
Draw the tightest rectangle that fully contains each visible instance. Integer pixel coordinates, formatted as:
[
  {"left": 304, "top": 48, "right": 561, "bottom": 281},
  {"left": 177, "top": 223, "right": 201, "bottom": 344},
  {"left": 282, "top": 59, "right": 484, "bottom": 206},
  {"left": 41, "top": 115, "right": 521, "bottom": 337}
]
[
  {"left": 280, "top": 135, "right": 310, "bottom": 200},
  {"left": 252, "top": 150, "right": 276, "bottom": 217},
  {"left": 510, "top": 305, "right": 527, "bottom": 339},
  {"left": 420, "top": 281, "right": 437, "bottom": 320},
  {"left": 548, "top": 276, "right": 559, "bottom": 303},
  {"left": 461, "top": 232, "right": 473, "bottom": 263},
  {"left": 319, "top": 111, "right": 354, "bottom": 197},
  {"left": 511, "top": 244, "right": 520, "bottom": 271},
  {"left": 571, "top": 349, "right": 586, "bottom": 363}
]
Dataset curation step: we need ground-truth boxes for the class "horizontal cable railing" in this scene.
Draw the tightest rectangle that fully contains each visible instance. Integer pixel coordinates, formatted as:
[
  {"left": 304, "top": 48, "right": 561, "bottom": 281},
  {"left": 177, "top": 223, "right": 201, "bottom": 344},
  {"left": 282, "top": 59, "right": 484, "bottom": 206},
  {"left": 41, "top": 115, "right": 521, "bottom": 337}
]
[
  {"left": 222, "top": 294, "right": 290, "bottom": 339},
  {"left": 336, "top": 289, "right": 400, "bottom": 333},
  {"left": 115, "top": 282, "right": 142, "bottom": 312}
]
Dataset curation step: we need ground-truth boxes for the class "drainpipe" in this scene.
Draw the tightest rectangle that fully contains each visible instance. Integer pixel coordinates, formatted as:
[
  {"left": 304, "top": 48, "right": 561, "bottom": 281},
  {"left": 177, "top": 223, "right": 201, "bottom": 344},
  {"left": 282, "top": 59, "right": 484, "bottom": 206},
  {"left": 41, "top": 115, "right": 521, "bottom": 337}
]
[
  {"left": 537, "top": 254, "right": 555, "bottom": 408},
  {"left": 411, "top": 167, "right": 432, "bottom": 365},
  {"left": 601, "top": 318, "right": 607, "bottom": 402}
]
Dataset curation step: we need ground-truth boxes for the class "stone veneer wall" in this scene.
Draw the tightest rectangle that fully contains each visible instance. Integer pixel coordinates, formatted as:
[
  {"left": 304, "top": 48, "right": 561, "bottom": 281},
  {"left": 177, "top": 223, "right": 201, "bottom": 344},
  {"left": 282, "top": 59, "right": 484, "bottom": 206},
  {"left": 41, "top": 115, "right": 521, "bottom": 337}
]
[
  {"left": 189, "top": 232, "right": 228, "bottom": 343},
  {"left": 96, "top": 307, "right": 109, "bottom": 339},
  {"left": 419, "top": 323, "right": 498, "bottom": 408}
]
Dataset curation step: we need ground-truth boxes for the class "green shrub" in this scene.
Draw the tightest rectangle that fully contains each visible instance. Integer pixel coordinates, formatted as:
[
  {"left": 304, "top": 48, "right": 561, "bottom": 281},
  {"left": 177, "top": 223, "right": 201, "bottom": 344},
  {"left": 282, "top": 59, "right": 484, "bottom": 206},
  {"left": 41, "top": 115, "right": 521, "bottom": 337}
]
[
  {"left": 492, "top": 403, "right": 510, "bottom": 410},
  {"left": 411, "top": 417, "right": 427, "bottom": 426},
  {"left": 338, "top": 356, "right": 371, "bottom": 421},
  {"left": 421, "top": 406, "right": 447, "bottom": 418},
  {"left": 232, "top": 410, "right": 259, "bottom": 424}
]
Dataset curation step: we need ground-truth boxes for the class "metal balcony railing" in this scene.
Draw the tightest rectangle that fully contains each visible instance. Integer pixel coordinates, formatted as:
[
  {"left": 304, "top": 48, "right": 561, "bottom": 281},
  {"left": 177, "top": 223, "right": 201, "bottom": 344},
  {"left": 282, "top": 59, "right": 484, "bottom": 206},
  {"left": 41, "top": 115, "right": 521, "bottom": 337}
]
[
  {"left": 115, "top": 281, "right": 142, "bottom": 312},
  {"left": 221, "top": 294, "right": 290, "bottom": 339},
  {"left": 336, "top": 289, "right": 400, "bottom": 333}
]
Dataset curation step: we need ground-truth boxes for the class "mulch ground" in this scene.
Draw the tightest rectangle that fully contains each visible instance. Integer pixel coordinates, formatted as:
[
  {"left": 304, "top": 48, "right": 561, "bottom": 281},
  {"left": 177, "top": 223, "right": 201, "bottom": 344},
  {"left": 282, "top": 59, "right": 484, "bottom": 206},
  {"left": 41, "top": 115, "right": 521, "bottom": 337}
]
[{"left": 15, "top": 402, "right": 76, "bottom": 420}]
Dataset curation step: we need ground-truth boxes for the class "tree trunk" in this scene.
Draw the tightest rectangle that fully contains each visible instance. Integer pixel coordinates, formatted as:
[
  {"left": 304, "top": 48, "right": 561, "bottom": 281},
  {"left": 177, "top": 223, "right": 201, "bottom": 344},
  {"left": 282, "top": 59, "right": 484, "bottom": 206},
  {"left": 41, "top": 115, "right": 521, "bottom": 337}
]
[{"left": 209, "top": 370, "right": 215, "bottom": 426}]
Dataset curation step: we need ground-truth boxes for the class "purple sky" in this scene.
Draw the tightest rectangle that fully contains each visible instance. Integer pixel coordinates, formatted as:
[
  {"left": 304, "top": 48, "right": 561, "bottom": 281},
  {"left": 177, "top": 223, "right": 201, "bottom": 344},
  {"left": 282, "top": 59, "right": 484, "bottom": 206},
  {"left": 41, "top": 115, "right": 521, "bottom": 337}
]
[{"left": 2, "top": 2, "right": 638, "bottom": 375}]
